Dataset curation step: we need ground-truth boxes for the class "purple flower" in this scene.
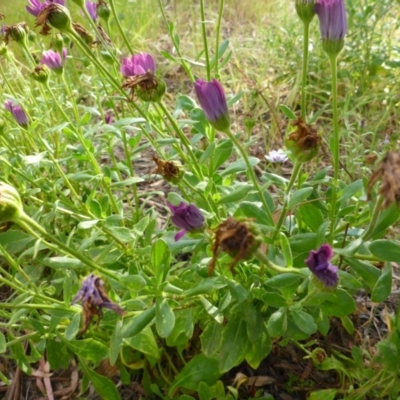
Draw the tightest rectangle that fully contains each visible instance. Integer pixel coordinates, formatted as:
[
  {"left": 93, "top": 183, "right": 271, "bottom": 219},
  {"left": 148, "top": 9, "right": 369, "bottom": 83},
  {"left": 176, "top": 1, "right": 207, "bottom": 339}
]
[
  {"left": 194, "top": 79, "right": 230, "bottom": 132},
  {"left": 120, "top": 53, "right": 156, "bottom": 77},
  {"left": 168, "top": 202, "right": 205, "bottom": 241},
  {"left": 85, "top": 0, "right": 98, "bottom": 21},
  {"left": 315, "top": 0, "right": 347, "bottom": 41},
  {"left": 4, "top": 100, "right": 28, "bottom": 126},
  {"left": 26, "top": 0, "right": 65, "bottom": 17},
  {"left": 305, "top": 244, "right": 339, "bottom": 288},
  {"left": 40, "top": 48, "right": 67, "bottom": 70},
  {"left": 104, "top": 113, "right": 113, "bottom": 124},
  {"left": 265, "top": 149, "right": 288, "bottom": 163}
]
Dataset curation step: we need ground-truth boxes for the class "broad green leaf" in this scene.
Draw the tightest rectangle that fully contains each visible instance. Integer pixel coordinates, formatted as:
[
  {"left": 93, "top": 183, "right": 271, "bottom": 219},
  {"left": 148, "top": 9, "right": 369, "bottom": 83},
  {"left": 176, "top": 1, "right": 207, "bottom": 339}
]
[
  {"left": 109, "top": 320, "right": 123, "bottom": 365},
  {"left": 199, "top": 142, "right": 216, "bottom": 164},
  {"left": 279, "top": 104, "right": 297, "bottom": 120},
  {"left": 216, "top": 184, "right": 253, "bottom": 204},
  {"left": 346, "top": 258, "right": 381, "bottom": 289},
  {"left": 288, "top": 187, "right": 313, "bottom": 209},
  {"left": 198, "top": 381, "right": 226, "bottom": 400},
  {"left": 151, "top": 239, "right": 170, "bottom": 284},
  {"left": 371, "top": 262, "right": 392, "bottom": 302},
  {"left": 265, "top": 273, "right": 302, "bottom": 288},
  {"left": 227, "top": 280, "right": 247, "bottom": 303},
  {"left": 155, "top": 298, "right": 175, "bottom": 338},
  {"left": 201, "top": 320, "right": 223, "bottom": 357},
  {"left": 369, "top": 204, "right": 400, "bottom": 238},
  {"left": 220, "top": 157, "right": 259, "bottom": 177},
  {"left": 320, "top": 289, "right": 356, "bottom": 317},
  {"left": 169, "top": 354, "right": 220, "bottom": 394},
  {"left": 66, "top": 339, "right": 108, "bottom": 362},
  {"left": 376, "top": 340, "right": 399, "bottom": 370},
  {"left": 124, "top": 326, "right": 160, "bottom": 359},
  {"left": 124, "top": 275, "right": 147, "bottom": 291},
  {"left": 308, "top": 389, "right": 338, "bottom": 400},
  {"left": 236, "top": 201, "right": 273, "bottom": 226},
  {"left": 120, "top": 305, "right": 156, "bottom": 338},
  {"left": 219, "top": 317, "right": 248, "bottom": 373},
  {"left": 80, "top": 361, "right": 121, "bottom": 400},
  {"left": 64, "top": 313, "right": 80, "bottom": 341},
  {"left": 280, "top": 233, "right": 293, "bottom": 268},
  {"left": 183, "top": 277, "right": 218, "bottom": 297},
  {"left": 290, "top": 309, "right": 317, "bottom": 335},
  {"left": 261, "top": 292, "right": 288, "bottom": 308},
  {"left": 213, "top": 139, "right": 233, "bottom": 172},
  {"left": 267, "top": 308, "right": 287, "bottom": 338},
  {"left": 200, "top": 296, "right": 224, "bottom": 323},
  {"left": 245, "top": 328, "right": 272, "bottom": 369},
  {"left": 341, "top": 315, "right": 355, "bottom": 335},
  {"left": 298, "top": 203, "right": 324, "bottom": 233},
  {"left": 47, "top": 340, "right": 69, "bottom": 370},
  {"left": 339, "top": 179, "right": 364, "bottom": 201},
  {"left": 369, "top": 240, "right": 400, "bottom": 262}
]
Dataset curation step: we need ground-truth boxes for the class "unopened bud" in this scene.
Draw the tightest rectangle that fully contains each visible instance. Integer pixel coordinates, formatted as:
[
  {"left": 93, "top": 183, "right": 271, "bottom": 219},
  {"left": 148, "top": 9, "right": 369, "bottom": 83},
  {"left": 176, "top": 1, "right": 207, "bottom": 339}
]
[
  {"left": 0, "top": 182, "right": 23, "bottom": 223},
  {"left": 31, "top": 65, "right": 49, "bottom": 84},
  {"left": 97, "top": 1, "right": 111, "bottom": 22}
]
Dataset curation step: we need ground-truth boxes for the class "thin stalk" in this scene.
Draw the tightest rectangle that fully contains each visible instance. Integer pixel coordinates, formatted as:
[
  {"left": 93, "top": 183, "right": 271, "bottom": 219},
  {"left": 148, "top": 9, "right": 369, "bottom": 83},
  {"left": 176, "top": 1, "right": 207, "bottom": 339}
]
[
  {"left": 301, "top": 22, "right": 310, "bottom": 120},
  {"left": 214, "top": 0, "right": 224, "bottom": 76},
  {"left": 200, "top": 0, "right": 211, "bottom": 80},
  {"left": 361, "top": 195, "right": 385, "bottom": 241},
  {"left": 272, "top": 160, "right": 303, "bottom": 241},
  {"left": 226, "top": 129, "right": 274, "bottom": 225},
  {"left": 108, "top": 0, "right": 134, "bottom": 54},
  {"left": 255, "top": 249, "right": 304, "bottom": 276}
]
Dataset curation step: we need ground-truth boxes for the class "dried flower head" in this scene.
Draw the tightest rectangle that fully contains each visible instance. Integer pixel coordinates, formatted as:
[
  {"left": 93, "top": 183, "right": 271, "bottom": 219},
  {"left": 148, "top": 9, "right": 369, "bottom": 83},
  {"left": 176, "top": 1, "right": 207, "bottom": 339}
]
[
  {"left": 286, "top": 117, "right": 321, "bottom": 163},
  {"left": 305, "top": 244, "right": 339, "bottom": 288},
  {"left": 368, "top": 151, "right": 400, "bottom": 209},
  {"left": 31, "top": 64, "right": 49, "bottom": 83},
  {"left": 153, "top": 155, "right": 184, "bottom": 185},
  {"left": 26, "top": 0, "right": 65, "bottom": 17},
  {"left": 4, "top": 23, "right": 28, "bottom": 45},
  {"left": 121, "top": 71, "right": 165, "bottom": 102},
  {"left": 35, "top": 3, "right": 72, "bottom": 36},
  {"left": 209, "top": 217, "right": 261, "bottom": 276},
  {"left": 72, "top": 22, "right": 94, "bottom": 45},
  {"left": 72, "top": 274, "right": 125, "bottom": 335},
  {"left": 168, "top": 202, "right": 205, "bottom": 241}
]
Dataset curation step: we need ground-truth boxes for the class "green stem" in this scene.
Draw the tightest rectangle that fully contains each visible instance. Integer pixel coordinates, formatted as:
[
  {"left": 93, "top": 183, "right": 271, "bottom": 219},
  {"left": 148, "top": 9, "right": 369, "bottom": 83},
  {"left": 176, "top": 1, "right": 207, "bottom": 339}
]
[
  {"left": 255, "top": 249, "right": 304, "bottom": 275},
  {"left": 301, "top": 22, "right": 310, "bottom": 120},
  {"left": 329, "top": 53, "right": 339, "bottom": 240},
  {"left": 226, "top": 129, "right": 274, "bottom": 225},
  {"left": 361, "top": 195, "right": 385, "bottom": 241},
  {"left": 272, "top": 159, "right": 303, "bottom": 241},
  {"left": 17, "top": 212, "right": 119, "bottom": 280},
  {"left": 214, "top": 0, "right": 224, "bottom": 76},
  {"left": 200, "top": 0, "right": 211, "bottom": 81},
  {"left": 108, "top": 0, "right": 134, "bottom": 54}
]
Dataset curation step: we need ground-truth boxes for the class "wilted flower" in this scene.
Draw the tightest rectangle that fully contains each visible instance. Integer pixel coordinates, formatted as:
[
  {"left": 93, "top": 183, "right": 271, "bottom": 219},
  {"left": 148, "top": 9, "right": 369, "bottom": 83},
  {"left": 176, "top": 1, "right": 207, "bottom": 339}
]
[
  {"left": 31, "top": 65, "right": 49, "bottom": 83},
  {"left": 286, "top": 117, "right": 321, "bottom": 163},
  {"left": 153, "top": 155, "right": 184, "bottom": 185},
  {"left": 4, "top": 23, "right": 28, "bottom": 45},
  {"left": 72, "top": 22, "right": 94, "bottom": 45},
  {"left": 120, "top": 53, "right": 165, "bottom": 102},
  {"left": 4, "top": 100, "right": 29, "bottom": 126},
  {"left": 0, "top": 182, "right": 24, "bottom": 223},
  {"left": 168, "top": 202, "right": 205, "bottom": 241},
  {"left": 194, "top": 79, "right": 230, "bottom": 133},
  {"left": 72, "top": 274, "right": 125, "bottom": 335},
  {"left": 35, "top": 3, "right": 72, "bottom": 36},
  {"left": 26, "top": 0, "right": 65, "bottom": 17},
  {"left": 368, "top": 151, "right": 400, "bottom": 209},
  {"left": 85, "top": 0, "right": 98, "bottom": 21},
  {"left": 315, "top": 0, "right": 347, "bottom": 55},
  {"left": 295, "top": 0, "right": 316, "bottom": 24},
  {"left": 265, "top": 149, "right": 288, "bottom": 163},
  {"left": 305, "top": 244, "right": 339, "bottom": 288},
  {"left": 40, "top": 47, "right": 67, "bottom": 72},
  {"left": 209, "top": 217, "right": 261, "bottom": 276},
  {"left": 120, "top": 52, "right": 156, "bottom": 77}
]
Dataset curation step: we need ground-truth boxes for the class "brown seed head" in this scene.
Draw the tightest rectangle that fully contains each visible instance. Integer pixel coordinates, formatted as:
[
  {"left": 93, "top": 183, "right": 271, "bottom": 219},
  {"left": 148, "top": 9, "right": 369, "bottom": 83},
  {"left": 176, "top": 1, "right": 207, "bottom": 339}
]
[
  {"left": 209, "top": 217, "right": 260, "bottom": 276},
  {"left": 289, "top": 117, "right": 320, "bottom": 151},
  {"left": 368, "top": 151, "right": 400, "bottom": 209},
  {"left": 152, "top": 155, "right": 184, "bottom": 184},
  {"left": 121, "top": 71, "right": 159, "bottom": 101}
]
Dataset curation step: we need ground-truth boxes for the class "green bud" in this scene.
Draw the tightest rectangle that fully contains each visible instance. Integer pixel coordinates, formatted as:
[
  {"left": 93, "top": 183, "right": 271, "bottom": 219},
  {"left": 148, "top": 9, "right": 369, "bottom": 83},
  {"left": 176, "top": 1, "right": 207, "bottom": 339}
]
[
  {"left": 244, "top": 114, "right": 256, "bottom": 133},
  {"left": 136, "top": 78, "right": 166, "bottom": 103},
  {"left": 100, "top": 50, "right": 114, "bottom": 65},
  {"left": 0, "top": 182, "right": 23, "bottom": 223},
  {"left": 52, "top": 34, "right": 64, "bottom": 52},
  {"left": 7, "top": 23, "right": 28, "bottom": 45},
  {"left": 28, "top": 31, "right": 37, "bottom": 42},
  {"left": 0, "top": 43, "right": 7, "bottom": 56},
  {"left": 295, "top": 0, "right": 316, "bottom": 25},
  {"left": 321, "top": 39, "right": 345, "bottom": 57},
  {"left": 97, "top": 1, "right": 111, "bottom": 22},
  {"left": 47, "top": 5, "right": 73, "bottom": 33}
]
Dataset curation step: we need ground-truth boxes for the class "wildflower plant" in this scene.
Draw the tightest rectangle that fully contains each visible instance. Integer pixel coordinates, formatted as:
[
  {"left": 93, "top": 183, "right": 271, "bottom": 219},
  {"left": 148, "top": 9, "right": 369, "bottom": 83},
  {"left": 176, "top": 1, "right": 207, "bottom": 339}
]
[{"left": 0, "top": 0, "right": 399, "bottom": 399}]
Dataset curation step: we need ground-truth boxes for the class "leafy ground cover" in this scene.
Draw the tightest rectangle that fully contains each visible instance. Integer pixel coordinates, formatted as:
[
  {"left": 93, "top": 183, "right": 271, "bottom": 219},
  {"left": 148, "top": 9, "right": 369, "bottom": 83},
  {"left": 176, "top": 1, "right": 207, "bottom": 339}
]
[{"left": 1, "top": 0, "right": 400, "bottom": 399}]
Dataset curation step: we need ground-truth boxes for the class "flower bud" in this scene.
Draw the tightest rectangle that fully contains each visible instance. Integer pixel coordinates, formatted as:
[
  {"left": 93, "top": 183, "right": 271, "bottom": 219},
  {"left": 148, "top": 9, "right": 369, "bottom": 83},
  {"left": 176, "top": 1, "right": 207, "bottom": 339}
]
[
  {"left": 136, "top": 77, "right": 166, "bottom": 102},
  {"left": 285, "top": 117, "right": 320, "bottom": 163},
  {"left": 0, "top": 182, "right": 23, "bottom": 223},
  {"left": 97, "top": 0, "right": 111, "bottom": 22},
  {"left": 52, "top": 33, "right": 64, "bottom": 52},
  {"left": 28, "top": 31, "right": 37, "bottom": 42},
  {"left": 31, "top": 65, "right": 49, "bottom": 83},
  {"left": 0, "top": 43, "right": 7, "bottom": 56},
  {"left": 4, "top": 23, "right": 28, "bottom": 45},
  {"left": 295, "top": 0, "right": 316, "bottom": 25}
]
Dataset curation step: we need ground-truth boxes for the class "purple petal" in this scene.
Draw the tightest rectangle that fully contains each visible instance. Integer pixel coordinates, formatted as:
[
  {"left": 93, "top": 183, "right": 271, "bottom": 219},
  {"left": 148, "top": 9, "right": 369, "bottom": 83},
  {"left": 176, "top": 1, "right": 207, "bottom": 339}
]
[{"left": 175, "top": 229, "right": 187, "bottom": 241}]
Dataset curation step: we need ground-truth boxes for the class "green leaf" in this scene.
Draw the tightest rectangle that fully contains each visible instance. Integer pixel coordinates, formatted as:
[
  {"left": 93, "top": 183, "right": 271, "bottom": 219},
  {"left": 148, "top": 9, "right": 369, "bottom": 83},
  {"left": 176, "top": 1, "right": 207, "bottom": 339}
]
[
  {"left": 341, "top": 315, "right": 355, "bottom": 335},
  {"left": 124, "top": 326, "right": 160, "bottom": 359},
  {"left": 245, "top": 328, "right": 272, "bottom": 369},
  {"left": 66, "top": 339, "right": 108, "bottom": 362},
  {"left": 227, "top": 280, "right": 248, "bottom": 303},
  {"left": 213, "top": 139, "right": 233, "bottom": 172},
  {"left": 124, "top": 275, "right": 147, "bottom": 291},
  {"left": 199, "top": 142, "right": 216, "bottom": 164},
  {"left": 339, "top": 179, "right": 364, "bottom": 201},
  {"left": 346, "top": 258, "right": 381, "bottom": 289},
  {"left": 280, "top": 233, "right": 293, "bottom": 268},
  {"left": 261, "top": 292, "right": 288, "bottom": 308},
  {"left": 201, "top": 320, "right": 223, "bottom": 357},
  {"left": 47, "top": 339, "right": 70, "bottom": 370},
  {"left": 219, "top": 317, "right": 248, "bottom": 373},
  {"left": 244, "top": 303, "right": 263, "bottom": 342},
  {"left": 369, "top": 204, "right": 400, "bottom": 238},
  {"left": 80, "top": 361, "right": 121, "bottom": 400},
  {"left": 290, "top": 309, "right": 317, "bottom": 335},
  {"left": 109, "top": 320, "right": 123, "bottom": 366},
  {"left": 200, "top": 297, "right": 224, "bottom": 323},
  {"left": 64, "top": 313, "right": 80, "bottom": 340},
  {"left": 371, "top": 262, "right": 392, "bottom": 302},
  {"left": 369, "top": 239, "right": 400, "bottom": 261},
  {"left": 0, "top": 332, "right": 6, "bottom": 353},
  {"left": 155, "top": 298, "right": 175, "bottom": 338},
  {"left": 308, "top": 389, "right": 338, "bottom": 400},
  {"left": 265, "top": 274, "right": 302, "bottom": 288},
  {"left": 151, "top": 239, "right": 170, "bottom": 284},
  {"left": 110, "top": 177, "right": 144, "bottom": 187},
  {"left": 298, "top": 203, "right": 323, "bottom": 232},
  {"left": 376, "top": 340, "right": 400, "bottom": 369},
  {"left": 120, "top": 305, "right": 156, "bottom": 338},
  {"left": 288, "top": 187, "right": 313, "bottom": 209},
  {"left": 236, "top": 201, "right": 273, "bottom": 226},
  {"left": 279, "top": 104, "right": 297, "bottom": 120},
  {"left": 220, "top": 157, "right": 259, "bottom": 177},
  {"left": 183, "top": 277, "right": 218, "bottom": 297},
  {"left": 169, "top": 354, "right": 221, "bottom": 394},
  {"left": 320, "top": 289, "right": 356, "bottom": 317},
  {"left": 267, "top": 308, "right": 287, "bottom": 338},
  {"left": 216, "top": 184, "right": 253, "bottom": 204}
]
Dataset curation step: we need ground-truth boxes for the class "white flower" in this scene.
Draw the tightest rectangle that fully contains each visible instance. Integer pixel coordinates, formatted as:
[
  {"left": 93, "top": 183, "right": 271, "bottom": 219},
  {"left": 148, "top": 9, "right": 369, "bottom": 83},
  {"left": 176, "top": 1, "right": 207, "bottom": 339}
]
[{"left": 265, "top": 149, "right": 288, "bottom": 163}]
